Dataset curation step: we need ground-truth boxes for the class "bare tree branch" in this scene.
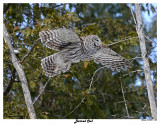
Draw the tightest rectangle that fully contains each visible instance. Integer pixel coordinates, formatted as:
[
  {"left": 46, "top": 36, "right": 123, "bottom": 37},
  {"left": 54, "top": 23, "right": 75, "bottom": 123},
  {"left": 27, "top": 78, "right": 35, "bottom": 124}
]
[
  {"left": 89, "top": 66, "right": 106, "bottom": 89},
  {"left": 54, "top": 3, "right": 66, "bottom": 9},
  {"left": 63, "top": 66, "right": 106, "bottom": 118},
  {"left": 120, "top": 78, "right": 130, "bottom": 118},
  {"left": 138, "top": 96, "right": 151, "bottom": 117},
  {"left": 130, "top": 4, "right": 137, "bottom": 25},
  {"left": 33, "top": 78, "right": 51, "bottom": 105},
  {"left": 63, "top": 97, "right": 86, "bottom": 118},
  {"left": 121, "top": 70, "right": 143, "bottom": 77},
  {"left": 144, "top": 35, "right": 155, "bottom": 43},
  {"left": 3, "top": 24, "right": 37, "bottom": 119},
  {"left": 20, "top": 38, "right": 41, "bottom": 64},
  {"left": 128, "top": 53, "right": 142, "bottom": 64},
  {"left": 134, "top": 4, "right": 157, "bottom": 120},
  {"left": 107, "top": 36, "right": 139, "bottom": 47}
]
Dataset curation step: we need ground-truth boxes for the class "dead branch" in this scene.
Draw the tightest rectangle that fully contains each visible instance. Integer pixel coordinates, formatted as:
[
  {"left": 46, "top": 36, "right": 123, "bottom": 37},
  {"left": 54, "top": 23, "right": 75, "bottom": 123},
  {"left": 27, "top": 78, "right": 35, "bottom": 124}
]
[
  {"left": 120, "top": 78, "right": 130, "bottom": 118},
  {"left": 107, "top": 36, "right": 139, "bottom": 47},
  {"left": 89, "top": 66, "right": 106, "bottom": 90},
  {"left": 20, "top": 38, "right": 41, "bottom": 64},
  {"left": 54, "top": 4, "right": 66, "bottom": 8},
  {"left": 144, "top": 35, "right": 155, "bottom": 43},
  {"left": 121, "top": 70, "right": 143, "bottom": 77},
  {"left": 63, "top": 66, "right": 106, "bottom": 118},
  {"left": 33, "top": 78, "right": 51, "bottom": 105},
  {"left": 3, "top": 24, "right": 37, "bottom": 119},
  {"left": 130, "top": 4, "right": 137, "bottom": 25},
  {"left": 63, "top": 97, "right": 86, "bottom": 118}
]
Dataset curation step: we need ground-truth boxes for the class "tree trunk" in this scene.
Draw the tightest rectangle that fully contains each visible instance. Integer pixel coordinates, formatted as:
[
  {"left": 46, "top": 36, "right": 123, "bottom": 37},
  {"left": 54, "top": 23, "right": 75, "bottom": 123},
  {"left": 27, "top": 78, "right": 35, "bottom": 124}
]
[
  {"left": 3, "top": 24, "right": 37, "bottom": 119},
  {"left": 134, "top": 4, "right": 157, "bottom": 120}
]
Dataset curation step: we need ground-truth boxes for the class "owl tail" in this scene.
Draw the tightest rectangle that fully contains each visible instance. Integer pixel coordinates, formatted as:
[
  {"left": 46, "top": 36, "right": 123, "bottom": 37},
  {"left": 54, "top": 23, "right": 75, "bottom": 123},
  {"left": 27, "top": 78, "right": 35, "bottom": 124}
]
[{"left": 41, "top": 53, "right": 71, "bottom": 77}]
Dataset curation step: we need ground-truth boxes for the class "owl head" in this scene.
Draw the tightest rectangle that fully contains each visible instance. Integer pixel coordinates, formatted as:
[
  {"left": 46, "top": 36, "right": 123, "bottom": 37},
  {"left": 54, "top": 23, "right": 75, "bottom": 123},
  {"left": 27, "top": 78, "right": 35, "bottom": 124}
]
[
  {"left": 92, "top": 35, "right": 102, "bottom": 48},
  {"left": 82, "top": 35, "right": 102, "bottom": 54}
]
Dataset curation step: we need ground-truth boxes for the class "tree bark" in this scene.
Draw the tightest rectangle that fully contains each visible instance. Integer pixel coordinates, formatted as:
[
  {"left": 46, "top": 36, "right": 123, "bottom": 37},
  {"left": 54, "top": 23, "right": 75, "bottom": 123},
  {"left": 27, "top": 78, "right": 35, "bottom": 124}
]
[
  {"left": 3, "top": 24, "right": 37, "bottom": 119},
  {"left": 134, "top": 4, "right": 157, "bottom": 120}
]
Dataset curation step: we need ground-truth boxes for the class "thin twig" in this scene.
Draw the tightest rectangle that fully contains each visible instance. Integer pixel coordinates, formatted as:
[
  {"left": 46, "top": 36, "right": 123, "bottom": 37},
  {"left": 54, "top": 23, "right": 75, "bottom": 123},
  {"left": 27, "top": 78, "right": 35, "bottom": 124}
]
[
  {"left": 92, "top": 70, "right": 102, "bottom": 83},
  {"left": 144, "top": 35, "right": 156, "bottom": 43},
  {"left": 130, "top": 4, "right": 137, "bottom": 25},
  {"left": 147, "top": 45, "right": 157, "bottom": 55},
  {"left": 120, "top": 77, "right": 130, "bottom": 118},
  {"left": 138, "top": 95, "right": 151, "bottom": 117},
  {"left": 128, "top": 53, "right": 142, "bottom": 64},
  {"left": 107, "top": 37, "right": 138, "bottom": 47},
  {"left": 33, "top": 78, "right": 51, "bottom": 105},
  {"left": 54, "top": 4, "right": 66, "bottom": 9},
  {"left": 63, "top": 97, "right": 86, "bottom": 118},
  {"left": 121, "top": 70, "right": 143, "bottom": 77},
  {"left": 20, "top": 38, "right": 41, "bottom": 64},
  {"left": 89, "top": 66, "right": 106, "bottom": 90},
  {"left": 63, "top": 66, "right": 106, "bottom": 118}
]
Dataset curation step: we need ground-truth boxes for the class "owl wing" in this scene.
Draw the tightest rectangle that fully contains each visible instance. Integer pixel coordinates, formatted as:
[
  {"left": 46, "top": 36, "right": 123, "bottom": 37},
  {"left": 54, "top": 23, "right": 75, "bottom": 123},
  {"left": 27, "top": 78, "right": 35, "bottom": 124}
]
[
  {"left": 92, "top": 46, "right": 129, "bottom": 72},
  {"left": 41, "top": 53, "right": 72, "bottom": 77},
  {"left": 39, "top": 27, "right": 81, "bottom": 51}
]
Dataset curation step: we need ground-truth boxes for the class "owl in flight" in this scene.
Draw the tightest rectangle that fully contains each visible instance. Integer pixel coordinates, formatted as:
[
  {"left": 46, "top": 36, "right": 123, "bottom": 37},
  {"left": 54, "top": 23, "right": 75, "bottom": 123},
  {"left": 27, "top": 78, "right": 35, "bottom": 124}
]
[{"left": 39, "top": 27, "right": 129, "bottom": 77}]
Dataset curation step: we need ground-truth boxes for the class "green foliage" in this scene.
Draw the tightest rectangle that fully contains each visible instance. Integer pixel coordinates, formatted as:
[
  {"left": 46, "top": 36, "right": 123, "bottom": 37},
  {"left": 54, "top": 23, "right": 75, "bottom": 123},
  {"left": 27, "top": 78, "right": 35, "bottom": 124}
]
[
  {"left": 3, "top": 3, "right": 156, "bottom": 119},
  {"left": 4, "top": 89, "right": 29, "bottom": 119}
]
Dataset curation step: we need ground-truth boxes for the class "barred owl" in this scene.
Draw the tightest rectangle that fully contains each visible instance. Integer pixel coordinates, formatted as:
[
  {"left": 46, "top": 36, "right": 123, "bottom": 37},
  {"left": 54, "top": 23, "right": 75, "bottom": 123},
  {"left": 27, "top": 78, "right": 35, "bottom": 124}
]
[{"left": 39, "top": 27, "right": 129, "bottom": 77}]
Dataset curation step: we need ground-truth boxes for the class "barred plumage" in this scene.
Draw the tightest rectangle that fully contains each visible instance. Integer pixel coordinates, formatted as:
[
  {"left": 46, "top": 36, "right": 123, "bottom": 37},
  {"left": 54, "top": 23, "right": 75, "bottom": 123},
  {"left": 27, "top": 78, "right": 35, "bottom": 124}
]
[
  {"left": 92, "top": 46, "right": 129, "bottom": 72},
  {"left": 40, "top": 27, "right": 129, "bottom": 77}
]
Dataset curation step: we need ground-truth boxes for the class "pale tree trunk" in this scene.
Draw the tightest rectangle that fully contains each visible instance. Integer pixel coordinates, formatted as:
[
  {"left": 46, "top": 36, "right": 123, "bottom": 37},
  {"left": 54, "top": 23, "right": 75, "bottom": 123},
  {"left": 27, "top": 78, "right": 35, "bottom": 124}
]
[
  {"left": 3, "top": 24, "right": 37, "bottom": 119},
  {"left": 134, "top": 4, "right": 157, "bottom": 120}
]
